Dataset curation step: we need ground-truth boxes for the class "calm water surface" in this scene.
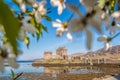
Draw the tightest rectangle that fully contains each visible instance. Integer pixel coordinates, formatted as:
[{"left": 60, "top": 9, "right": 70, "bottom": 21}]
[
  {"left": 0, "top": 62, "right": 44, "bottom": 76},
  {"left": 0, "top": 62, "right": 101, "bottom": 77}
]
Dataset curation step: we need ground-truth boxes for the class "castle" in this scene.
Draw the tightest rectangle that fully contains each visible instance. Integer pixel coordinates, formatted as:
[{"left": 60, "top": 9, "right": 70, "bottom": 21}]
[{"left": 44, "top": 46, "right": 68, "bottom": 60}]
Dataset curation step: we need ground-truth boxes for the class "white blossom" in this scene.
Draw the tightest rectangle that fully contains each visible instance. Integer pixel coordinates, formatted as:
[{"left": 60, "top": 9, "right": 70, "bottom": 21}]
[
  {"left": 0, "top": 43, "right": 19, "bottom": 73},
  {"left": 18, "top": 30, "right": 25, "bottom": 41},
  {"left": 66, "top": 32, "right": 72, "bottom": 40},
  {"left": 22, "top": 24, "right": 36, "bottom": 34},
  {"left": 33, "top": 1, "right": 47, "bottom": 23},
  {"left": 67, "top": 4, "right": 82, "bottom": 17},
  {"left": 50, "top": 0, "right": 66, "bottom": 15},
  {"left": 111, "top": 10, "right": 120, "bottom": 18},
  {"left": 16, "top": 0, "right": 26, "bottom": 13},
  {"left": 98, "top": 35, "right": 112, "bottom": 50},
  {"left": 21, "top": 16, "right": 36, "bottom": 34},
  {"left": 19, "top": 16, "right": 36, "bottom": 41},
  {"left": 52, "top": 19, "right": 72, "bottom": 40},
  {"left": 34, "top": 11, "right": 42, "bottom": 23},
  {"left": 20, "top": 3, "right": 26, "bottom": 13},
  {"left": 101, "top": 11, "right": 107, "bottom": 20},
  {"left": 68, "top": 4, "right": 101, "bottom": 33},
  {"left": 68, "top": 5, "right": 102, "bottom": 49},
  {"left": 69, "top": 18, "right": 93, "bottom": 49},
  {"left": 68, "top": 18, "right": 84, "bottom": 32},
  {"left": 96, "top": 7, "right": 109, "bottom": 21}
]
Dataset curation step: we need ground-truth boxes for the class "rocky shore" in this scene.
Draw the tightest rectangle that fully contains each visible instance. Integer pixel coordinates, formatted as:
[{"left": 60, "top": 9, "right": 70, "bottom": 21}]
[{"left": 1, "top": 72, "right": 120, "bottom": 80}]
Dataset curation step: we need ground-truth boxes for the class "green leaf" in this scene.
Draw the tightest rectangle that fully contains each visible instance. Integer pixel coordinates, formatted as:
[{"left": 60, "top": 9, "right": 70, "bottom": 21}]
[
  {"left": 2, "top": 37, "right": 8, "bottom": 44},
  {"left": 98, "top": 0, "right": 105, "bottom": 8},
  {"left": 11, "top": 69, "right": 15, "bottom": 80},
  {"left": 36, "top": 31, "right": 41, "bottom": 41},
  {"left": 43, "top": 15, "right": 52, "bottom": 21},
  {"left": 24, "top": 35, "right": 30, "bottom": 48},
  {"left": 42, "top": 26, "right": 48, "bottom": 32},
  {"left": 36, "top": 27, "right": 42, "bottom": 41},
  {"left": 39, "top": 23, "right": 48, "bottom": 32},
  {"left": 13, "top": 0, "right": 30, "bottom": 5},
  {"left": 0, "top": 0, "right": 20, "bottom": 54},
  {"left": 30, "top": 18, "right": 36, "bottom": 27},
  {"left": 32, "top": 34, "right": 35, "bottom": 37},
  {"left": 12, "top": 0, "right": 19, "bottom": 5},
  {"left": 109, "top": 0, "right": 115, "bottom": 14}
]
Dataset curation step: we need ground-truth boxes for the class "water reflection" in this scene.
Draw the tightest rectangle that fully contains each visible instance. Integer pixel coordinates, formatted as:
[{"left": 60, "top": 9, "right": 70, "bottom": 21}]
[
  {"left": 44, "top": 66, "right": 70, "bottom": 74},
  {"left": 44, "top": 66, "right": 101, "bottom": 74}
]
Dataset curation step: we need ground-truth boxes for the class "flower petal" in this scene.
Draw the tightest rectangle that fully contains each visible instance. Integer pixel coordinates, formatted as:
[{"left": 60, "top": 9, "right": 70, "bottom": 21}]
[
  {"left": 33, "top": 2, "right": 39, "bottom": 8},
  {"left": 67, "top": 4, "right": 82, "bottom": 17},
  {"left": 18, "top": 29, "right": 25, "bottom": 41},
  {"left": 38, "top": 1, "right": 47, "bottom": 14},
  {"left": 35, "top": 11, "right": 42, "bottom": 23},
  {"left": 56, "top": 28, "right": 64, "bottom": 36},
  {"left": 58, "top": 4, "right": 64, "bottom": 15},
  {"left": 39, "top": 0, "right": 46, "bottom": 6},
  {"left": 50, "top": 0, "right": 60, "bottom": 6},
  {"left": 80, "top": 0, "right": 96, "bottom": 12},
  {"left": 110, "top": 26, "right": 115, "bottom": 35},
  {"left": 52, "top": 22, "right": 62, "bottom": 28},
  {"left": 56, "top": 19, "right": 62, "bottom": 23},
  {"left": 20, "top": 3, "right": 26, "bottom": 13},
  {"left": 104, "top": 42, "right": 110, "bottom": 51},
  {"left": 111, "top": 11, "right": 120, "bottom": 18},
  {"left": 68, "top": 18, "right": 84, "bottom": 32},
  {"left": 98, "top": 35, "right": 107, "bottom": 41},
  {"left": 85, "top": 28, "right": 92, "bottom": 49},
  {"left": 24, "top": 24, "right": 36, "bottom": 34},
  {"left": 57, "top": 27, "right": 64, "bottom": 32},
  {"left": 101, "top": 12, "right": 106, "bottom": 20},
  {"left": 67, "top": 32, "right": 72, "bottom": 40},
  {"left": 116, "top": 24, "right": 120, "bottom": 29},
  {"left": 88, "top": 18, "right": 102, "bottom": 33}
]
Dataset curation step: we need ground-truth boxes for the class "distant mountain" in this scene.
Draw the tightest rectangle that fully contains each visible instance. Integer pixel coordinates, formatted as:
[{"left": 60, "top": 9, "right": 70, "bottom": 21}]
[
  {"left": 90, "top": 45, "right": 120, "bottom": 56},
  {"left": 69, "top": 53, "right": 86, "bottom": 57},
  {"left": 70, "top": 45, "right": 120, "bottom": 59}
]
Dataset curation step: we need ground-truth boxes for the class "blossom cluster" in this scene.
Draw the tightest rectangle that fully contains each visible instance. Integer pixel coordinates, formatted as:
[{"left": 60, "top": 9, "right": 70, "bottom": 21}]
[{"left": 52, "top": 0, "right": 120, "bottom": 50}]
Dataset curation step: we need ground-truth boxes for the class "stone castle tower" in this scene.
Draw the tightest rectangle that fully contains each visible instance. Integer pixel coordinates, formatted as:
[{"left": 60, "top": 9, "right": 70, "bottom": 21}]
[
  {"left": 56, "top": 46, "right": 68, "bottom": 59},
  {"left": 44, "top": 51, "right": 52, "bottom": 60}
]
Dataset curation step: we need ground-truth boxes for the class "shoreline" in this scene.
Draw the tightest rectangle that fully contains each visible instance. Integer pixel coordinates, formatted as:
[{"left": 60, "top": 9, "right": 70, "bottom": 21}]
[{"left": 32, "top": 63, "right": 120, "bottom": 67}]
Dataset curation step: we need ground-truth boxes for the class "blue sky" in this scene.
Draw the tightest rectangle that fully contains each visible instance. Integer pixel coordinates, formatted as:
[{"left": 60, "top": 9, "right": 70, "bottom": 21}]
[{"left": 5, "top": 0, "right": 120, "bottom": 60}]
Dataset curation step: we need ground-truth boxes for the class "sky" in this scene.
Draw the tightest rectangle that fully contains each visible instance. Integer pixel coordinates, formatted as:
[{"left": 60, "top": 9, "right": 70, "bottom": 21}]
[{"left": 5, "top": 0, "right": 120, "bottom": 60}]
